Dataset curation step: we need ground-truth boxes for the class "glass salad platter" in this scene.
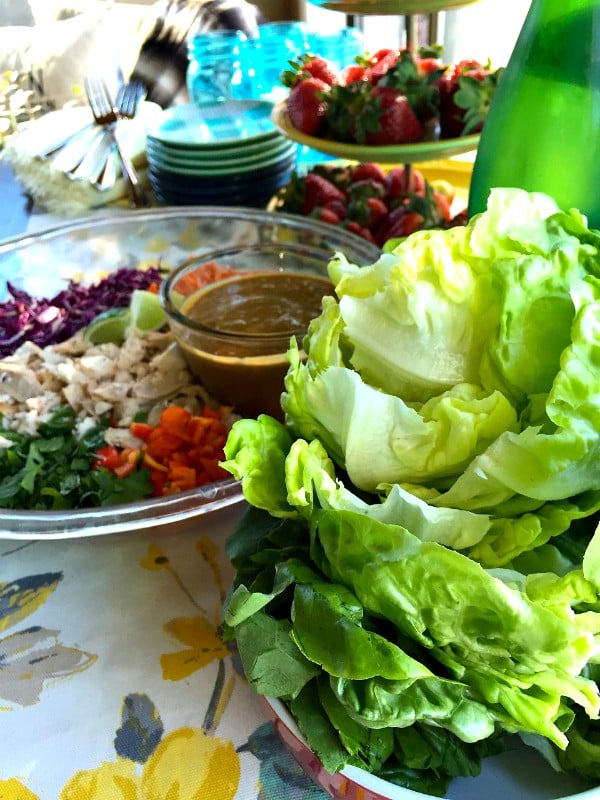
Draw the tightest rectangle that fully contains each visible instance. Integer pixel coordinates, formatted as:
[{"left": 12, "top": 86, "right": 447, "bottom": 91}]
[
  {"left": 0, "top": 207, "right": 380, "bottom": 540},
  {"left": 271, "top": 101, "right": 481, "bottom": 165}
]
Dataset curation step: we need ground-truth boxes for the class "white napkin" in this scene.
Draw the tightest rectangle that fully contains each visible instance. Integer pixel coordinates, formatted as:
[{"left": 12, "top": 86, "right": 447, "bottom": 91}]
[{"left": 3, "top": 101, "right": 163, "bottom": 216}]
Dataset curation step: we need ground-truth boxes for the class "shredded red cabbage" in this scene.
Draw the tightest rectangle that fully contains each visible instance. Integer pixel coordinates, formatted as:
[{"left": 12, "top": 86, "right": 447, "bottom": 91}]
[{"left": 0, "top": 266, "right": 164, "bottom": 357}]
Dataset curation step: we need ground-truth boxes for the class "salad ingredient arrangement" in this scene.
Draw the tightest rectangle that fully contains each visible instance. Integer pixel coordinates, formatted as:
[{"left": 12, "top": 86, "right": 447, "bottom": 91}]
[
  {"left": 0, "top": 269, "right": 235, "bottom": 511},
  {"left": 274, "top": 162, "right": 465, "bottom": 245},
  {"left": 222, "top": 188, "right": 600, "bottom": 795},
  {"left": 0, "top": 266, "right": 163, "bottom": 357},
  {"left": 0, "top": 405, "right": 153, "bottom": 510},
  {"left": 283, "top": 49, "right": 502, "bottom": 144},
  {"left": 118, "top": 404, "right": 230, "bottom": 496}
]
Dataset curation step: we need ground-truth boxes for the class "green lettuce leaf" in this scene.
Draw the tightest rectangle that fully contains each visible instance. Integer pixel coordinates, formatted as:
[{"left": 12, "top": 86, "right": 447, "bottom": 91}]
[
  {"left": 232, "top": 609, "right": 320, "bottom": 699},
  {"left": 221, "top": 188, "right": 600, "bottom": 789},
  {"left": 311, "top": 508, "right": 600, "bottom": 748},
  {"left": 281, "top": 189, "right": 600, "bottom": 514},
  {"left": 221, "top": 414, "right": 297, "bottom": 517}
]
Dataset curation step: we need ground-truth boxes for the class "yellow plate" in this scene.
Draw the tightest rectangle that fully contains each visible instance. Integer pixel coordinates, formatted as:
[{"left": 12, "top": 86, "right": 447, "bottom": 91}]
[
  {"left": 316, "top": 0, "right": 480, "bottom": 13},
  {"left": 272, "top": 102, "right": 480, "bottom": 165},
  {"left": 410, "top": 157, "right": 473, "bottom": 205}
]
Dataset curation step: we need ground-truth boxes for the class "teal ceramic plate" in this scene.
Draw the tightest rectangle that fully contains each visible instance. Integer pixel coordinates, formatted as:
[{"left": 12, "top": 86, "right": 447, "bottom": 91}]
[
  {"left": 146, "top": 142, "right": 297, "bottom": 177},
  {"left": 146, "top": 136, "right": 298, "bottom": 170},
  {"left": 272, "top": 101, "right": 480, "bottom": 165},
  {"left": 149, "top": 155, "right": 296, "bottom": 192},
  {"left": 147, "top": 100, "right": 279, "bottom": 148},
  {"left": 146, "top": 133, "right": 288, "bottom": 162}
]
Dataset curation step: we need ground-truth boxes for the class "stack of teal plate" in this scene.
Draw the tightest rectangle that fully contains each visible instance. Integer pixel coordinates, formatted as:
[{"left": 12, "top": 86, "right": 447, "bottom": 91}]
[{"left": 145, "top": 100, "right": 298, "bottom": 207}]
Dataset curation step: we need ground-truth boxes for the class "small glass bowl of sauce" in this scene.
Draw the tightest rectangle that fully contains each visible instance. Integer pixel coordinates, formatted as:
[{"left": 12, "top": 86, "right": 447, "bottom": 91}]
[{"left": 160, "top": 243, "right": 337, "bottom": 418}]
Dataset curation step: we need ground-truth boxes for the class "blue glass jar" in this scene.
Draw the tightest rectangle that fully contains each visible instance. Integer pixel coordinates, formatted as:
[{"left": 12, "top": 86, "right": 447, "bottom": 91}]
[
  {"left": 306, "top": 26, "right": 364, "bottom": 71},
  {"left": 235, "top": 23, "right": 365, "bottom": 102},
  {"left": 187, "top": 30, "right": 248, "bottom": 106},
  {"left": 240, "top": 21, "right": 313, "bottom": 102}
]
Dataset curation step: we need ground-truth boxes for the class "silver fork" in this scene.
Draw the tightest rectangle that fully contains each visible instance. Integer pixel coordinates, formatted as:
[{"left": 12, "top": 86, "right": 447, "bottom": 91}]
[
  {"left": 84, "top": 76, "right": 150, "bottom": 208},
  {"left": 116, "top": 80, "right": 147, "bottom": 120}
]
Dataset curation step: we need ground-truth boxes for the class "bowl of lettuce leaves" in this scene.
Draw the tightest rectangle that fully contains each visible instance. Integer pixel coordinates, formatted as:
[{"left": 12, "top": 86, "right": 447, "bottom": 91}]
[{"left": 220, "top": 187, "right": 600, "bottom": 798}]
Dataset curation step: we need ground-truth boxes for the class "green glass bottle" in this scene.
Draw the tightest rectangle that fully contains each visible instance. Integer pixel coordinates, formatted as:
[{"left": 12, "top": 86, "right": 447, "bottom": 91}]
[{"left": 467, "top": 0, "right": 600, "bottom": 227}]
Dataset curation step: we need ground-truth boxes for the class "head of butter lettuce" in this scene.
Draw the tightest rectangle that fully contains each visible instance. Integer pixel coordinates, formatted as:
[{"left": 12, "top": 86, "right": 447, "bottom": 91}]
[{"left": 221, "top": 188, "right": 600, "bottom": 796}]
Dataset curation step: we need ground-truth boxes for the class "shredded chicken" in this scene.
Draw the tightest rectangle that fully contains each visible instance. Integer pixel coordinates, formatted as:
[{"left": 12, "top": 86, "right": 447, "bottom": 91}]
[{"left": 0, "top": 328, "right": 216, "bottom": 446}]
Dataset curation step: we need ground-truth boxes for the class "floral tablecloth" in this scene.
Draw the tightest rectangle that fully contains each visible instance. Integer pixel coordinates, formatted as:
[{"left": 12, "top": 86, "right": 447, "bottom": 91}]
[{"left": 0, "top": 502, "right": 330, "bottom": 800}]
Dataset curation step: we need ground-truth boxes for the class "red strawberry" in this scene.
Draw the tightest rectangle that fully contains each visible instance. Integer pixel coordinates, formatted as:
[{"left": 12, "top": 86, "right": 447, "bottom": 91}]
[
  {"left": 385, "top": 166, "right": 426, "bottom": 200},
  {"left": 300, "top": 173, "right": 346, "bottom": 215},
  {"left": 282, "top": 54, "right": 338, "bottom": 87},
  {"left": 364, "top": 48, "right": 400, "bottom": 84},
  {"left": 431, "top": 178, "right": 456, "bottom": 206},
  {"left": 377, "top": 49, "right": 441, "bottom": 124},
  {"left": 375, "top": 207, "right": 424, "bottom": 246},
  {"left": 322, "top": 81, "right": 371, "bottom": 143},
  {"left": 346, "top": 220, "right": 377, "bottom": 244},
  {"left": 286, "top": 77, "right": 330, "bottom": 135},
  {"left": 365, "top": 197, "right": 389, "bottom": 228},
  {"left": 340, "top": 64, "right": 366, "bottom": 86},
  {"left": 437, "top": 61, "right": 501, "bottom": 138},
  {"left": 299, "top": 55, "right": 339, "bottom": 86},
  {"left": 445, "top": 59, "right": 485, "bottom": 80},
  {"left": 415, "top": 56, "right": 443, "bottom": 76},
  {"left": 347, "top": 177, "right": 388, "bottom": 228},
  {"left": 315, "top": 206, "right": 343, "bottom": 224},
  {"left": 433, "top": 191, "right": 452, "bottom": 222},
  {"left": 322, "top": 198, "right": 348, "bottom": 220},
  {"left": 350, "top": 162, "right": 386, "bottom": 185},
  {"left": 359, "top": 87, "right": 423, "bottom": 145}
]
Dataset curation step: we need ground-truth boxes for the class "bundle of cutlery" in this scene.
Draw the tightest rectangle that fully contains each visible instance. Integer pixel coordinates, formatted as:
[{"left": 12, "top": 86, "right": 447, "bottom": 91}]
[
  {"left": 84, "top": 76, "right": 150, "bottom": 207},
  {"left": 29, "top": 74, "right": 150, "bottom": 208}
]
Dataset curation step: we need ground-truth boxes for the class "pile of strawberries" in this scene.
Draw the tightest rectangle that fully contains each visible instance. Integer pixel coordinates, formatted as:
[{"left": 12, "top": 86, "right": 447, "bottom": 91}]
[
  {"left": 274, "top": 161, "right": 467, "bottom": 247},
  {"left": 283, "top": 48, "right": 502, "bottom": 145}
]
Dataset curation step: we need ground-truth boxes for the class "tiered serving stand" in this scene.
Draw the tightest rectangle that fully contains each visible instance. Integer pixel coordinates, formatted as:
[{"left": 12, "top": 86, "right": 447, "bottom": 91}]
[{"left": 272, "top": 0, "right": 482, "bottom": 188}]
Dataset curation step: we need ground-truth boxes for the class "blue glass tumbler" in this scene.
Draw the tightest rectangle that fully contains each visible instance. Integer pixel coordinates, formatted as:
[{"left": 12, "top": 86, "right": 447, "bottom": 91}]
[
  {"left": 307, "top": 26, "right": 364, "bottom": 71},
  {"left": 248, "top": 21, "right": 313, "bottom": 102},
  {"left": 187, "top": 30, "right": 248, "bottom": 106}
]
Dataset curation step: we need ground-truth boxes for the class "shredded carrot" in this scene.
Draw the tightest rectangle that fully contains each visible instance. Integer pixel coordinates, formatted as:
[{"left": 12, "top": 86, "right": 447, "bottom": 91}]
[
  {"left": 93, "top": 404, "right": 232, "bottom": 497},
  {"left": 137, "top": 404, "right": 231, "bottom": 496},
  {"left": 130, "top": 421, "right": 153, "bottom": 440},
  {"left": 175, "top": 261, "right": 239, "bottom": 296},
  {"left": 142, "top": 452, "right": 169, "bottom": 472}
]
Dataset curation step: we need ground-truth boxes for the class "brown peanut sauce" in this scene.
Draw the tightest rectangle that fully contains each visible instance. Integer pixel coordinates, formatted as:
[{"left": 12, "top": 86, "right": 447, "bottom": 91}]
[
  {"left": 178, "top": 271, "right": 335, "bottom": 418},
  {"left": 181, "top": 271, "right": 334, "bottom": 335}
]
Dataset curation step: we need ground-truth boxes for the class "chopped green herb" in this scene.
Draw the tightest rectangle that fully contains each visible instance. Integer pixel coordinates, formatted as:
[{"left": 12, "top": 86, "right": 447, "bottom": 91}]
[{"left": 0, "top": 406, "right": 152, "bottom": 510}]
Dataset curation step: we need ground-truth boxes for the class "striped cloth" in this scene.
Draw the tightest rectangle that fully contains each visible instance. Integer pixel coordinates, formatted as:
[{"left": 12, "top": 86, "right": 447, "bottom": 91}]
[{"left": 130, "top": 0, "right": 265, "bottom": 108}]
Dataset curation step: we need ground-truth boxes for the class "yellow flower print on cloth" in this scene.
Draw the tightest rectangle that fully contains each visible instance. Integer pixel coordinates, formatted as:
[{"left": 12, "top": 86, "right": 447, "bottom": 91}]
[
  {"left": 137, "top": 535, "right": 330, "bottom": 800},
  {"left": 140, "top": 537, "right": 233, "bottom": 683},
  {"left": 2, "top": 691, "right": 327, "bottom": 800},
  {"left": 0, "top": 777, "right": 40, "bottom": 799},
  {"left": 160, "top": 615, "right": 229, "bottom": 680},
  {"left": 59, "top": 694, "right": 240, "bottom": 800},
  {"left": 1, "top": 540, "right": 330, "bottom": 800},
  {"left": 55, "top": 695, "right": 323, "bottom": 800},
  {"left": 140, "top": 536, "right": 239, "bottom": 741},
  {"left": 0, "top": 572, "right": 96, "bottom": 709},
  {"left": 59, "top": 728, "right": 240, "bottom": 800}
]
